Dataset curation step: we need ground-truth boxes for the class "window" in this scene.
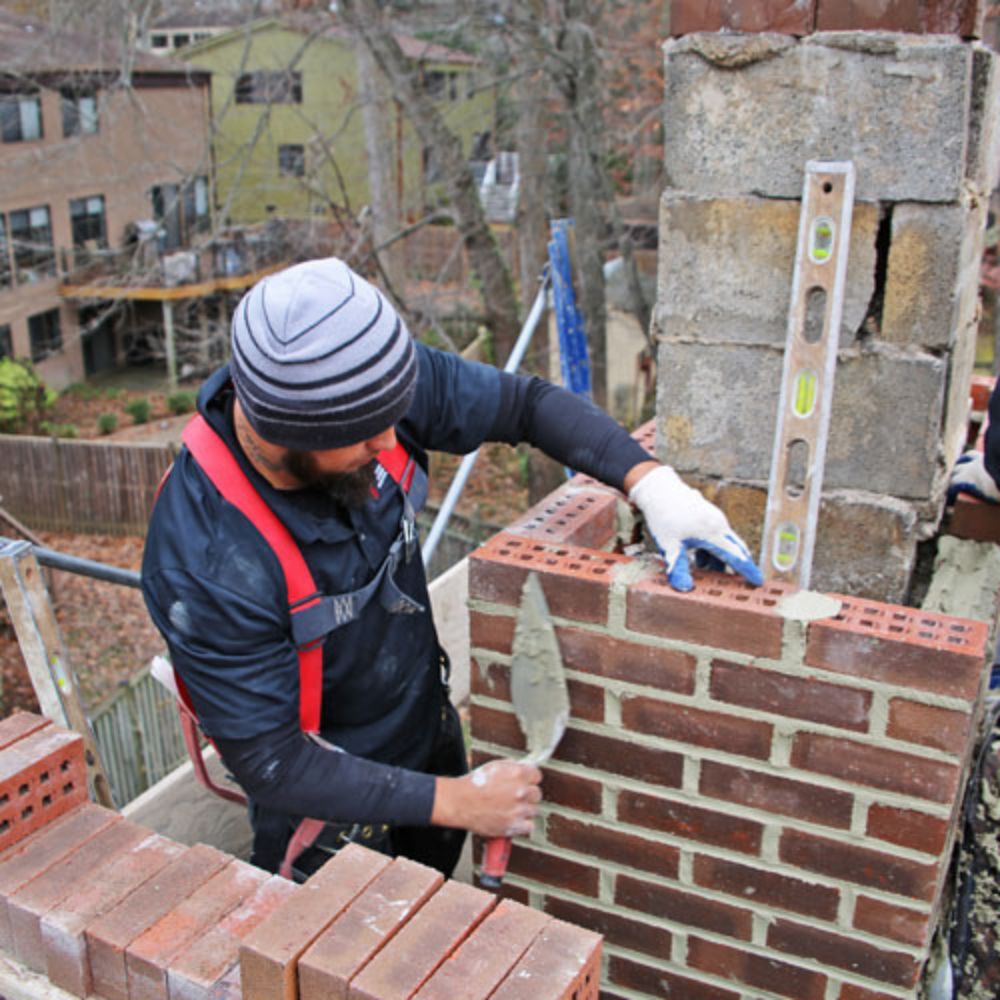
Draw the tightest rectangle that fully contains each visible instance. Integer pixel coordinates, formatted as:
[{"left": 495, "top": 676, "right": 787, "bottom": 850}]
[
  {"left": 422, "top": 70, "right": 458, "bottom": 101},
  {"left": 235, "top": 71, "right": 302, "bottom": 105},
  {"left": 152, "top": 175, "right": 210, "bottom": 249},
  {"left": 172, "top": 33, "right": 190, "bottom": 48},
  {"left": 61, "top": 90, "right": 98, "bottom": 137},
  {"left": 0, "top": 93, "right": 42, "bottom": 143},
  {"left": 28, "top": 309, "right": 62, "bottom": 363},
  {"left": 278, "top": 144, "right": 305, "bottom": 177},
  {"left": 150, "top": 33, "right": 168, "bottom": 48},
  {"left": 70, "top": 195, "right": 107, "bottom": 248},
  {"left": 0, "top": 324, "right": 11, "bottom": 359},
  {"left": 9, "top": 206, "right": 54, "bottom": 283},
  {"left": 182, "top": 175, "right": 210, "bottom": 235}
]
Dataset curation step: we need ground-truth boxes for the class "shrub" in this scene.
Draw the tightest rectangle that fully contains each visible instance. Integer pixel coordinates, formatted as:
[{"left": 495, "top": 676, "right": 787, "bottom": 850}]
[
  {"left": 0, "top": 357, "right": 55, "bottom": 434},
  {"left": 97, "top": 412, "right": 119, "bottom": 435},
  {"left": 39, "top": 421, "right": 78, "bottom": 439},
  {"left": 125, "top": 398, "right": 151, "bottom": 425},
  {"left": 104, "top": 386, "right": 121, "bottom": 400},
  {"left": 167, "top": 390, "right": 196, "bottom": 415}
]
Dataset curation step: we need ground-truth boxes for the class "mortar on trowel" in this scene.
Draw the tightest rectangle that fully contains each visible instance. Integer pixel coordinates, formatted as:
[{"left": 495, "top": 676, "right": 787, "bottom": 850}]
[{"left": 479, "top": 571, "right": 569, "bottom": 890}]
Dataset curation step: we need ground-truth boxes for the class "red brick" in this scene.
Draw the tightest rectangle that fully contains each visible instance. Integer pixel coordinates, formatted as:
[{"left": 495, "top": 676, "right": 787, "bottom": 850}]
[
  {"left": 0, "top": 712, "right": 50, "bottom": 749},
  {"left": 241, "top": 843, "right": 392, "bottom": 1000},
  {"left": 506, "top": 843, "right": 601, "bottom": 896},
  {"left": 853, "top": 895, "right": 933, "bottom": 948},
  {"left": 86, "top": 843, "right": 231, "bottom": 1000},
  {"left": 688, "top": 936, "right": 827, "bottom": 1000},
  {"left": 556, "top": 627, "right": 697, "bottom": 694},
  {"left": 414, "top": 900, "right": 549, "bottom": 1000},
  {"left": 671, "top": 0, "right": 816, "bottom": 35},
  {"left": 126, "top": 859, "right": 269, "bottom": 1000},
  {"left": 489, "top": 916, "right": 602, "bottom": 1000},
  {"left": 7, "top": 817, "right": 148, "bottom": 972},
  {"left": 205, "top": 962, "right": 241, "bottom": 999},
  {"left": 626, "top": 573, "right": 788, "bottom": 659},
  {"left": 699, "top": 760, "right": 853, "bottom": 830},
  {"left": 349, "top": 879, "right": 496, "bottom": 1000},
  {"left": 556, "top": 726, "right": 684, "bottom": 787},
  {"left": 693, "top": 854, "right": 839, "bottom": 921},
  {"left": 887, "top": 699, "right": 974, "bottom": 755},
  {"left": 470, "top": 658, "right": 510, "bottom": 701},
  {"left": 805, "top": 602, "right": 988, "bottom": 701},
  {"left": 815, "top": 0, "right": 984, "bottom": 35},
  {"left": 779, "top": 829, "right": 939, "bottom": 902},
  {"left": 838, "top": 982, "right": 903, "bottom": 1000},
  {"left": 947, "top": 492, "right": 1000, "bottom": 543},
  {"left": 469, "top": 534, "right": 627, "bottom": 623},
  {"left": 866, "top": 803, "right": 950, "bottom": 856},
  {"left": 710, "top": 659, "right": 872, "bottom": 732},
  {"left": 620, "top": 789, "right": 763, "bottom": 855},
  {"left": 547, "top": 814, "right": 681, "bottom": 880},
  {"left": 167, "top": 875, "right": 297, "bottom": 1000},
  {"left": 474, "top": 670, "right": 606, "bottom": 725},
  {"left": 791, "top": 732, "right": 961, "bottom": 804},
  {"left": 538, "top": 767, "right": 603, "bottom": 815},
  {"left": 768, "top": 917, "right": 921, "bottom": 988},
  {"left": 41, "top": 832, "right": 186, "bottom": 997},
  {"left": 545, "top": 894, "right": 672, "bottom": 959},
  {"left": 470, "top": 610, "right": 516, "bottom": 655},
  {"left": 617, "top": 873, "right": 753, "bottom": 940},
  {"left": 970, "top": 375, "right": 995, "bottom": 412},
  {"left": 608, "top": 954, "right": 741, "bottom": 1000},
  {"left": 298, "top": 856, "right": 443, "bottom": 1000},
  {"left": 0, "top": 726, "right": 88, "bottom": 853},
  {"left": 622, "top": 696, "right": 773, "bottom": 760},
  {"left": 508, "top": 485, "right": 619, "bottom": 549},
  {"left": 470, "top": 704, "right": 526, "bottom": 754}
]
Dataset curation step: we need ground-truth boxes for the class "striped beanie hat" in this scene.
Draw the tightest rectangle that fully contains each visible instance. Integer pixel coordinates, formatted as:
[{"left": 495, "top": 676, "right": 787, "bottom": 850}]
[{"left": 230, "top": 257, "right": 418, "bottom": 450}]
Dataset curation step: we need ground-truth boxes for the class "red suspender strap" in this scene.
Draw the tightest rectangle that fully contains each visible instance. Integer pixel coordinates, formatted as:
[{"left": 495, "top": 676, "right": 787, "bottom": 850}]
[
  {"left": 181, "top": 415, "right": 324, "bottom": 734},
  {"left": 377, "top": 441, "right": 415, "bottom": 491}
]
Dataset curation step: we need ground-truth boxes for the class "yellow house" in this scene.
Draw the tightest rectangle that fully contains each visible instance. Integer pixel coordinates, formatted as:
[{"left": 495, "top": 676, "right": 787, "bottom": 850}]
[{"left": 182, "top": 16, "right": 495, "bottom": 226}]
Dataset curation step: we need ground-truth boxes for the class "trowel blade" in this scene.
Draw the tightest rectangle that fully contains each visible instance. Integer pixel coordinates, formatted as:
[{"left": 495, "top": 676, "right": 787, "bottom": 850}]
[{"left": 510, "top": 572, "right": 569, "bottom": 765}]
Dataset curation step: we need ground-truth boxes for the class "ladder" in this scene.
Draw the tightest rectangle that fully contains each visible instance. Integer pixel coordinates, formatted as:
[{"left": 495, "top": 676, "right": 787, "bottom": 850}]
[{"left": 761, "top": 161, "right": 856, "bottom": 589}]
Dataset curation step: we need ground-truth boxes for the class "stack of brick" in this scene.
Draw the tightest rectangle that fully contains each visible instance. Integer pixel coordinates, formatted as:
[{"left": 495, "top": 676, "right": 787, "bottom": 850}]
[
  {"left": 653, "top": 1, "right": 1000, "bottom": 601},
  {"left": 0, "top": 711, "right": 602, "bottom": 1000},
  {"left": 469, "top": 481, "right": 991, "bottom": 1000}
]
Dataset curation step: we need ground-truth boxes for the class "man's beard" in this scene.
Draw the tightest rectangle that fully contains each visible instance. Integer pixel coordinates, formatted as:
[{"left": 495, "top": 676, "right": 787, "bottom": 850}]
[{"left": 283, "top": 451, "right": 376, "bottom": 508}]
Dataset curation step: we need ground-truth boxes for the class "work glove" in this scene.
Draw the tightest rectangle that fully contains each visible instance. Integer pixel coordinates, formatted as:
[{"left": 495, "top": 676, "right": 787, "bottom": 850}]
[
  {"left": 629, "top": 465, "right": 763, "bottom": 593},
  {"left": 948, "top": 451, "right": 1000, "bottom": 505}
]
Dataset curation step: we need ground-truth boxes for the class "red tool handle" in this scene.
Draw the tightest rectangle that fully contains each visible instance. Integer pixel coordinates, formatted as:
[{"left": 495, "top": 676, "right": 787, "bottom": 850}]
[{"left": 479, "top": 835, "right": 512, "bottom": 890}]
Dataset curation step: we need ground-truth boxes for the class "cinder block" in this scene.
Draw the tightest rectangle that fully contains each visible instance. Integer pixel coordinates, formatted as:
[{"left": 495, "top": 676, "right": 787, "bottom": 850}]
[
  {"left": 815, "top": 0, "right": 985, "bottom": 37},
  {"left": 240, "top": 842, "right": 391, "bottom": 1000},
  {"left": 663, "top": 33, "right": 972, "bottom": 202},
  {"left": 653, "top": 194, "right": 878, "bottom": 350},
  {"left": 167, "top": 875, "right": 298, "bottom": 1000},
  {"left": 414, "top": 900, "right": 550, "bottom": 1000},
  {"left": 0, "top": 725, "right": 88, "bottom": 854},
  {"left": 85, "top": 843, "right": 230, "bottom": 1000},
  {"left": 967, "top": 44, "right": 1000, "bottom": 193},
  {"left": 348, "top": 879, "right": 496, "bottom": 1000},
  {"left": 126, "top": 859, "right": 269, "bottom": 1000},
  {"left": 297, "top": 856, "right": 443, "bottom": 1000},
  {"left": 941, "top": 315, "right": 983, "bottom": 481},
  {"left": 41, "top": 832, "right": 186, "bottom": 997},
  {"left": 489, "top": 917, "right": 602, "bottom": 1000},
  {"left": 670, "top": 0, "right": 816, "bottom": 35},
  {"left": 7, "top": 817, "right": 148, "bottom": 972}
]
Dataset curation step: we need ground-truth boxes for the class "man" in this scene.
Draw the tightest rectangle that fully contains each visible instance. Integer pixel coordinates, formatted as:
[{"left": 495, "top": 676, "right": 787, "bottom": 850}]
[{"left": 142, "top": 257, "right": 761, "bottom": 880}]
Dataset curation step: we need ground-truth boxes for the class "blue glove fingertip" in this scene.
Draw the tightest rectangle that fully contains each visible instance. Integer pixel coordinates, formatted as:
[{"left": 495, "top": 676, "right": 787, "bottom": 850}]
[{"left": 667, "top": 546, "right": 694, "bottom": 592}]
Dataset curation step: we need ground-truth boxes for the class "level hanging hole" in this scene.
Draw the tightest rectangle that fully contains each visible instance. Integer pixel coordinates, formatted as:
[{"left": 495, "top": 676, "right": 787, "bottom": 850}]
[{"left": 785, "top": 439, "right": 809, "bottom": 498}]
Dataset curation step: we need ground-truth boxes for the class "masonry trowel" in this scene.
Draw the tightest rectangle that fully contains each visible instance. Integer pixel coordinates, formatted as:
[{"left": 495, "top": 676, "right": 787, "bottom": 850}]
[{"left": 479, "top": 571, "right": 569, "bottom": 890}]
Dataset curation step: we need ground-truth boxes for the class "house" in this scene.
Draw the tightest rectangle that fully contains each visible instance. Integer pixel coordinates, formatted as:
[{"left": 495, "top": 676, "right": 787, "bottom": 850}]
[
  {"left": 143, "top": 6, "right": 249, "bottom": 55},
  {"left": 181, "top": 15, "right": 495, "bottom": 226},
  {"left": 0, "top": 9, "right": 214, "bottom": 389}
]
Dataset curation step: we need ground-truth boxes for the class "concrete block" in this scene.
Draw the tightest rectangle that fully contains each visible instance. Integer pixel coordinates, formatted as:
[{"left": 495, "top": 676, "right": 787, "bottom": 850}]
[
  {"left": 882, "top": 198, "right": 987, "bottom": 350},
  {"left": 941, "top": 299, "right": 984, "bottom": 484},
  {"left": 968, "top": 45, "right": 1000, "bottom": 192},
  {"left": 663, "top": 32, "right": 972, "bottom": 202},
  {"left": 654, "top": 193, "right": 878, "bottom": 349}
]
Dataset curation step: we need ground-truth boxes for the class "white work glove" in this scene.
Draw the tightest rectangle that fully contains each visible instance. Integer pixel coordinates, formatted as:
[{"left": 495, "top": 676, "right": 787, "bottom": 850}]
[
  {"left": 629, "top": 466, "right": 763, "bottom": 592},
  {"left": 948, "top": 451, "right": 1000, "bottom": 505}
]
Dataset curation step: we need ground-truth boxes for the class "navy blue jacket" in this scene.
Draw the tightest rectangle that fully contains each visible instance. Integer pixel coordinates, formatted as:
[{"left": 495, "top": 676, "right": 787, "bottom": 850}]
[{"left": 142, "top": 343, "right": 651, "bottom": 827}]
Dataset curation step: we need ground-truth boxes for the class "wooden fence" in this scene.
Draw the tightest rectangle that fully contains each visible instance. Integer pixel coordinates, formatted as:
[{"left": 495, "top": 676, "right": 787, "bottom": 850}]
[{"left": 0, "top": 435, "right": 175, "bottom": 536}]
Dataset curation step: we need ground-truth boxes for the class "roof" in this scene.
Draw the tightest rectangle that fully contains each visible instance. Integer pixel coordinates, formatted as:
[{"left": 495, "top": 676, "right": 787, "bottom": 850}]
[
  {"left": 152, "top": 7, "right": 250, "bottom": 30},
  {"left": 0, "top": 8, "right": 205, "bottom": 78}
]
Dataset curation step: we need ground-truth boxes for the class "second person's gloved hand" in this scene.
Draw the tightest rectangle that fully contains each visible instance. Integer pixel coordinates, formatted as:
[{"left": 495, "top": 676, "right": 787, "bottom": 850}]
[
  {"left": 948, "top": 451, "right": 1000, "bottom": 505},
  {"left": 629, "top": 465, "right": 763, "bottom": 592}
]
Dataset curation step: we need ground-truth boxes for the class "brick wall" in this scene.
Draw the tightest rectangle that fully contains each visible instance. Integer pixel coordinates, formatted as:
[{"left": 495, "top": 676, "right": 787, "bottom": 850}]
[
  {"left": 0, "top": 712, "right": 602, "bottom": 1000},
  {"left": 468, "top": 477, "right": 991, "bottom": 999}
]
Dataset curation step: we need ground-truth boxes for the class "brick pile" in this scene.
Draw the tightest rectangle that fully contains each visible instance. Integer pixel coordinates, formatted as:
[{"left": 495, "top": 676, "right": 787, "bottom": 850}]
[
  {"left": 468, "top": 472, "right": 991, "bottom": 1000},
  {"left": 0, "top": 711, "right": 602, "bottom": 1000}
]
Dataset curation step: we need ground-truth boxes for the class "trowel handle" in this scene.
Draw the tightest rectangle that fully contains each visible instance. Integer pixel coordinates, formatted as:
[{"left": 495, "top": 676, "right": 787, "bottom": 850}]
[{"left": 479, "top": 836, "right": 512, "bottom": 890}]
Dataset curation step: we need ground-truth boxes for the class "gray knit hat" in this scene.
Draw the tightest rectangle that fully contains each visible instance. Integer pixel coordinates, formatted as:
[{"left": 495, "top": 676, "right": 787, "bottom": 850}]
[{"left": 230, "top": 257, "right": 418, "bottom": 449}]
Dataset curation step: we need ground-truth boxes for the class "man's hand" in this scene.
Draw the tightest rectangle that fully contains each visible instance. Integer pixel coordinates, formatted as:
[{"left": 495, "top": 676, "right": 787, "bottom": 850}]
[
  {"left": 628, "top": 464, "right": 763, "bottom": 592},
  {"left": 431, "top": 759, "right": 542, "bottom": 837},
  {"left": 948, "top": 451, "right": 1000, "bottom": 505}
]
